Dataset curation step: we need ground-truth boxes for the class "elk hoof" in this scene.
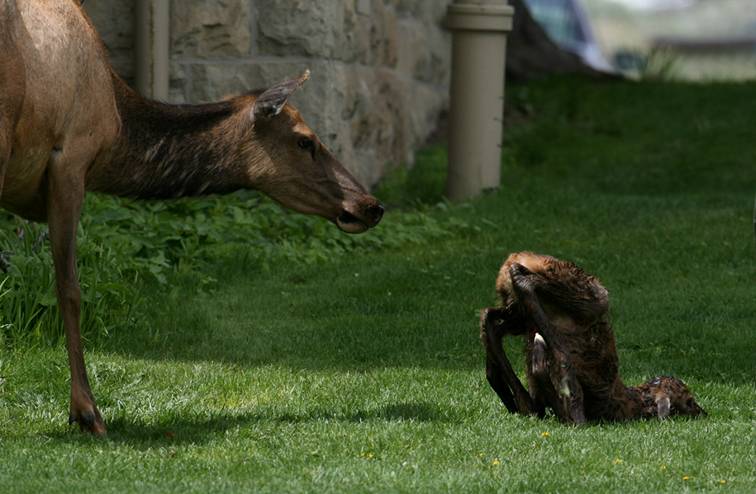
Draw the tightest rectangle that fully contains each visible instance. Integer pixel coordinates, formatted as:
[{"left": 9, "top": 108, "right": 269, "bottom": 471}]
[{"left": 69, "top": 404, "right": 107, "bottom": 436}]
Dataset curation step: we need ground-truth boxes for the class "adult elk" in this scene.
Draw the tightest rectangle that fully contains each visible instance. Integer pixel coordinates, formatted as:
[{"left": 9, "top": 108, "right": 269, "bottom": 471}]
[
  {"left": 0, "top": 0, "right": 383, "bottom": 435},
  {"left": 480, "top": 252, "right": 705, "bottom": 423}
]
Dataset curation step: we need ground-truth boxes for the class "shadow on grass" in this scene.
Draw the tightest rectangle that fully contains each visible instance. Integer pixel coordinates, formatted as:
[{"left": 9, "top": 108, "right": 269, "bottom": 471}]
[
  {"left": 51, "top": 401, "right": 455, "bottom": 447},
  {"left": 46, "top": 400, "right": 719, "bottom": 448}
]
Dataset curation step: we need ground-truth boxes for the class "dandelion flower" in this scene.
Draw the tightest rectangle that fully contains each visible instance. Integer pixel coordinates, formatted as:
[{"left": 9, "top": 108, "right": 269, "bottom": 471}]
[
  {"left": 660, "top": 464, "right": 667, "bottom": 471},
  {"left": 491, "top": 458, "right": 502, "bottom": 466},
  {"left": 612, "top": 458, "right": 623, "bottom": 465},
  {"left": 540, "top": 431, "right": 550, "bottom": 438},
  {"left": 719, "top": 480, "right": 727, "bottom": 485},
  {"left": 683, "top": 476, "right": 690, "bottom": 481}
]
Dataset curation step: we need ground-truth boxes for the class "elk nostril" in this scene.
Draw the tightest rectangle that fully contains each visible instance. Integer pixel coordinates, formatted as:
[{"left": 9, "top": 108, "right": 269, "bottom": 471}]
[{"left": 367, "top": 203, "right": 384, "bottom": 223}]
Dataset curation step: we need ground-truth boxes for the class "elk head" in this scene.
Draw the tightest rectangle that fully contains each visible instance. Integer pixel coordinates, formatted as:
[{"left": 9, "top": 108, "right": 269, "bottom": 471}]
[{"left": 245, "top": 70, "right": 383, "bottom": 234}]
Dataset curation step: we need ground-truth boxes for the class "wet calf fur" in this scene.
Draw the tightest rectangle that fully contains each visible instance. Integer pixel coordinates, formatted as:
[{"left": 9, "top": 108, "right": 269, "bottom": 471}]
[{"left": 480, "top": 252, "right": 705, "bottom": 423}]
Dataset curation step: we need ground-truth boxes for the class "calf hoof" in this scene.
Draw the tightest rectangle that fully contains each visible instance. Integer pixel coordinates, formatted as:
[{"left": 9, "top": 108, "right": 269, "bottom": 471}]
[
  {"left": 531, "top": 333, "right": 548, "bottom": 375},
  {"left": 509, "top": 263, "right": 535, "bottom": 291},
  {"left": 69, "top": 404, "right": 107, "bottom": 436}
]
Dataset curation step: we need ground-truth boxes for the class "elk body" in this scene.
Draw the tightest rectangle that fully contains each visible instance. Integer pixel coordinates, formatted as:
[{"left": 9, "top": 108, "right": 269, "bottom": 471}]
[
  {"left": 480, "top": 252, "right": 705, "bottom": 423},
  {"left": 0, "top": 0, "right": 383, "bottom": 435}
]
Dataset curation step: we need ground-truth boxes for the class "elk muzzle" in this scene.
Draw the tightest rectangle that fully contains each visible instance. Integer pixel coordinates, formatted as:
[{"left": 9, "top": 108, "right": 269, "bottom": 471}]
[{"left": 336, "top": 196, "right": 384, "bottom": 234}]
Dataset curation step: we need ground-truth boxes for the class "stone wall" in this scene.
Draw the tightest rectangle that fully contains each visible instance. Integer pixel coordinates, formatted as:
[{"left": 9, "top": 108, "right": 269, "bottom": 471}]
[{"left": 84, "top": 1, "right": 452, "bottom": 187}]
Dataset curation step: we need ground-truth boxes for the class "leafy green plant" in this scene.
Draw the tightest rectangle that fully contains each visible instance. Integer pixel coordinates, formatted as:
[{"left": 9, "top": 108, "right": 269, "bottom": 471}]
[
  {"left": 0, "top": 187, "right": 475, "bottom": 347},
  {"left": 0, "top": 215, "right": 139, "bottom": 347}
]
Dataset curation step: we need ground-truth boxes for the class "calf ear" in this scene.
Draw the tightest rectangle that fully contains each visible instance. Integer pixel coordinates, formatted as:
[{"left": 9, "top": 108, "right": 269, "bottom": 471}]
[
  {"left": 656, "top": 396, "right": 671, "bottom": 419},
  {"left": 251, "top": 70, "right": 310, "bottom": 122}
]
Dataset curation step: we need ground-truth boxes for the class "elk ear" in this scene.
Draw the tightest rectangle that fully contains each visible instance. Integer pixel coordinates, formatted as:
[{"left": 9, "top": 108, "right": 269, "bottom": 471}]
[
  {"left": 656, "top": 396, "right": 671, "bottom": 419},
  {"left": 251, "top": 69, "right": 310, "bottom": 122}
]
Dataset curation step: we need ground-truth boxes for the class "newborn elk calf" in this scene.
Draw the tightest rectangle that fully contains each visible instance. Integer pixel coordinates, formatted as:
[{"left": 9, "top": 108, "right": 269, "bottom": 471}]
[{"left": 480, "top": 252, "right": 705, "bottom": 423}]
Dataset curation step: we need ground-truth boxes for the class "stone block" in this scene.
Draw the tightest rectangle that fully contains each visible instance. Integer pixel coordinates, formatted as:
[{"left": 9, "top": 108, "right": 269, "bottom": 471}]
[
  {"left": 369, "top": 0, "right": 399, "bottom": 68},
  {"left": 393, "top": 0, "right": 449, "bottom": 25},
  {"left": 189, "top": 63, "right": 264, "bottom": 102},
  {"left": 168, "top": 62, "right": 188, "bottom": 103},
  {"left": 84, "top": 0, "right": 134, "bottom": 79},
  {"left": 171, "top": 0, "right": 251, "bottom": 58},
  {"left": 256, "top": 1, "right": 344, "bottom": 59},
  {"left": 342, "top": 2, "right": 372, "bottom": 64}
]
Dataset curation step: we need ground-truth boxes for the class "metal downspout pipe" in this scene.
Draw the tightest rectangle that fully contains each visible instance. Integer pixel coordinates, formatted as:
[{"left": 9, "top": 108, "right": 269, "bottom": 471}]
[
  {"left": 135, "top": 0, "right": 170, "bottom": 100},
  {"left": 445, "top": 0, "right": 514, "bottom": 201}
]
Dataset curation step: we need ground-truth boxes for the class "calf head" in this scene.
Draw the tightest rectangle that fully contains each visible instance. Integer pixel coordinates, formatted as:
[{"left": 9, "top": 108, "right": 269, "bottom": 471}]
[
  {"left": 245, "top": 70, "right": 383, "bottom": 234},
  {"left": 642, "top": 376, "right": 706, "bottom": 419}
]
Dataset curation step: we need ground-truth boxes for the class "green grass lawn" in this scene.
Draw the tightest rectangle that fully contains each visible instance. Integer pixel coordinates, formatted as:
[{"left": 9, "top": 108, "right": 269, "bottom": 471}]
[{"left": 1, "top": 79, "right": 754, "bottom": 493}]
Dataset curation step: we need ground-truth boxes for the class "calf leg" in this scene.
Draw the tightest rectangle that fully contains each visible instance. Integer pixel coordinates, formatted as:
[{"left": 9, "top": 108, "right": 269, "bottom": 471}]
[
  {"left": 480, "top": 307, "right": 540, "bottom": 416},
  {"left": 510, "top": 263, "right": 587, "bottom": 424},
  {"left": 508, "top": 263, "right": 561, "bottom": 345},
  {"left": 47, "top": 157, "right": 105, "bottom": 436},
  {"left": 549, "top": 351, "right": 587, "bottom": 424}
]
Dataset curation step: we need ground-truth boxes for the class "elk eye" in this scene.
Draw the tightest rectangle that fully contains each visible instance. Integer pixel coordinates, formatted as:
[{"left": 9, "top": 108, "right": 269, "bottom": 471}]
[{"left": 298, "top": 138, "right": 315, "bottom": 152}]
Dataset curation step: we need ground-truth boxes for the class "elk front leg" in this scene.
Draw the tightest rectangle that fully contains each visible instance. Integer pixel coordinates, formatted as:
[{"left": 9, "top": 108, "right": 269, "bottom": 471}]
[
  {"left": 480, "top": 307, "right": 539, "bottom": 416},
  {"left": 47, "top": 164, "right": 106, "bottom": 435},
  {"left": 0, "top": 130, "right": 10, "bottom": 271},
  {"left": 0, "top": 113, "right": 13, "bottom": 199}
]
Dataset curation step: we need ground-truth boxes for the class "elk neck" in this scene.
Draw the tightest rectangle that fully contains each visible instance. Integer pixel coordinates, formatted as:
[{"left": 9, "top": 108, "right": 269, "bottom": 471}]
[{"left": 87, "top": 73, "right": 262, "bottom": 200}]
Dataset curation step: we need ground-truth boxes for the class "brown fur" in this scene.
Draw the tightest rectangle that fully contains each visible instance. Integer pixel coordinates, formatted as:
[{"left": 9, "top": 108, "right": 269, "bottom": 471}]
[
  {"left": 480, "top": 252, "right": 705, "bottom": 423},
  {"left": 0, "top": 0, "right": 382, "bottom": 435}
]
